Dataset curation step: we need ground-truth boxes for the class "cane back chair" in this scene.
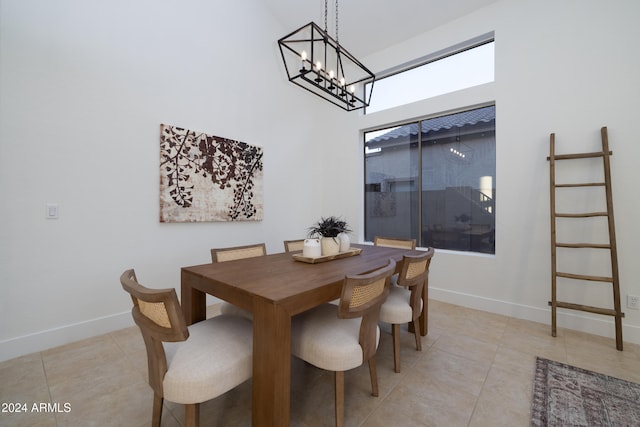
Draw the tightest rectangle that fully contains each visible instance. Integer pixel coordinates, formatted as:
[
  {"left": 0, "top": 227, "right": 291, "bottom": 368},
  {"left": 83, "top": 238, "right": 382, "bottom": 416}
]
[
  {"left": 379, "top": 248, "right": 435, "bottom": 373},
  {"left": 283, "top": 239, "right": 305, "bottom": 253},
  {"left": 211, "top": 243, "right": 266, "bottom": 319},
  {"left": 291, "top": 259, "right": 396, "bottom": 427},
  {"left": 120, "top": 269, "right": 253, "bottom": 427}
]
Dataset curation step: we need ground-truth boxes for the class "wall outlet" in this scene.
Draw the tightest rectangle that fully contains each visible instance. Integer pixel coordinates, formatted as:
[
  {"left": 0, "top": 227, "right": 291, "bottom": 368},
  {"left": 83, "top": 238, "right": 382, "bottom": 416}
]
[{"left": 627, "top": 295, "right": 640, "bottom": 310}]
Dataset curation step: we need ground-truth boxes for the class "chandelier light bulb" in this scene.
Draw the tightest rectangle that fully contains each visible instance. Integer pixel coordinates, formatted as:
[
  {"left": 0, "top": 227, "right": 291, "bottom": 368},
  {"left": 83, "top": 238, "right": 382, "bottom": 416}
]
[
  {"left": 327, "top": 70, "right": 336, "bottom": 89},
  {"left": 314, "top": 60, "right": 323, "bottom": 82},
  {"left": 299, "top": 50, "right": 308, "bottom": 72}
]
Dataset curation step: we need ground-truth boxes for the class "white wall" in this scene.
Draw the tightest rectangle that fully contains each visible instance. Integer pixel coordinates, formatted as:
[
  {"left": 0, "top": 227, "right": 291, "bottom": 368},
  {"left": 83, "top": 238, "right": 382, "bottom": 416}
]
[
  {"left": 2, "top": 0, "right": 639, "bottom": 362},
  {"left": 0, "top": 0, "right": 337, "bottom": 361},
  {"left": 325, "top": 0, "right": 640, "bottom": 345}
]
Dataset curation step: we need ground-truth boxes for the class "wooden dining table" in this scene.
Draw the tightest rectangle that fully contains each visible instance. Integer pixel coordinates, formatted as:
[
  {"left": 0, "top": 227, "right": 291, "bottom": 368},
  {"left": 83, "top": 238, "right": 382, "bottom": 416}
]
[{"left": 180, "top": 243, "right": 426, "bottom": 426}]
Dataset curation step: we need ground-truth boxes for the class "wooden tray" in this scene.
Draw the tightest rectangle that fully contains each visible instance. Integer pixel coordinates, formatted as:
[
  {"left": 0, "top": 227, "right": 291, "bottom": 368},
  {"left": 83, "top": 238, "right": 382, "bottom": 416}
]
[{"left": 292, "top": 248, "right": 362, "bottom": 264}]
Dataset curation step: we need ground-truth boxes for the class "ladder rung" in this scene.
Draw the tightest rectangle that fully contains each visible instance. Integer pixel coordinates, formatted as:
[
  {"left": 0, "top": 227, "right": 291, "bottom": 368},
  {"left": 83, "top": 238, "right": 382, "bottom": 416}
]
[
  {"left": 548, "top": 301, "right": 624, "bottom": 317},
  {"left": 549, "top": 151, "right": 611, "bottom": 160},
  {"left": 556, "top": 272, "right": 613, "bottom": 282},
  {"left": 555, "top": 182, "right": 606, "bottom": 188},
  {"left": 556, "top": 243, "right": 611, "bottom": 249},
  {"left": 556, "top": 212, "right": 608, "bottom": 218}
]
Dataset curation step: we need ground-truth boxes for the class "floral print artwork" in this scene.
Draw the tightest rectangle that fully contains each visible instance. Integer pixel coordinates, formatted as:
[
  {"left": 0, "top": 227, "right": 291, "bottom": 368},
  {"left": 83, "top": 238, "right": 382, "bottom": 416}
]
[{"left": 159, "top": 124, "right": 263, "bottom": 222}]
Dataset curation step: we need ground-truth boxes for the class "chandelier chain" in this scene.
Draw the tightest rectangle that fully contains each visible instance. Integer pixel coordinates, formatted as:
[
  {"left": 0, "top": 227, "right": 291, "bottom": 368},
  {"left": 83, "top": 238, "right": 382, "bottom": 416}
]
[
  {"left": 324, "top": 0, "right": 328, "bottom": 32},
  {"left": 323, "top": 0, "right": 339, "bottom": 41},
  {"left": 335, "top": 0, "right": 339, "bottom": 43}
]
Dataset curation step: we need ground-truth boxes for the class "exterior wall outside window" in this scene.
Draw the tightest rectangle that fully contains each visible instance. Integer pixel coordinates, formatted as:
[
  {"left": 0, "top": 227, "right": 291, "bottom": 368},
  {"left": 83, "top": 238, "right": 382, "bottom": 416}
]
[{"left": 365, "top": 105, "right": 496, "bottom": 253}]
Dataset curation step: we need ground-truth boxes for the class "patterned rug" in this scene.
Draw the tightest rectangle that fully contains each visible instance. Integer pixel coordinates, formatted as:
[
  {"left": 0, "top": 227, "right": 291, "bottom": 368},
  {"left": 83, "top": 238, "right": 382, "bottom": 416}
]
[{"left": 531, "top": 357, "right": 640, "bottom": 426}]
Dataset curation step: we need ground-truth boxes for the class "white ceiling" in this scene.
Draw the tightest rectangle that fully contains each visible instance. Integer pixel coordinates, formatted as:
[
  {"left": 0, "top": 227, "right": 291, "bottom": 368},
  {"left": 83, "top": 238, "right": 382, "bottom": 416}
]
[{"left": 264, "top": 0, "right": 500, "bottom": 57}]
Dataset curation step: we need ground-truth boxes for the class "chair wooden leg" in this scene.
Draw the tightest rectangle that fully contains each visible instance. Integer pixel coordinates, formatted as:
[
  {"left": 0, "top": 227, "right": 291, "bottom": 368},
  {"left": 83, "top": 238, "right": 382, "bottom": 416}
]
[
  {"left": 391, "top": 323, "right": 401, "bottom": 373},
  {"left": 151, "top": 393, "right": 163, "bottom": 427},
  {"left": 408, "top": 280, "right": 428, "bottom": 337},
  {"left": 412, "top": 318, "right": 422, "bottom": 352},
  {"left": 368, "top": 357, "right": 379, "bottom": 397},
  {"left": 335, "top": 371, "right": 345, "bottom": 427},
  {"left": 184, "top": 403, "right": 200, "bottom": 427}
]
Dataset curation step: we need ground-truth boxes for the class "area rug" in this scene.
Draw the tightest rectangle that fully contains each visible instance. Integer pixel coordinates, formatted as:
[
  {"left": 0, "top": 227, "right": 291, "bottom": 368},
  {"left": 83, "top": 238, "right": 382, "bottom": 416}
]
[{"left": 531, "top": 357, "right": 640, "bottom": 426}]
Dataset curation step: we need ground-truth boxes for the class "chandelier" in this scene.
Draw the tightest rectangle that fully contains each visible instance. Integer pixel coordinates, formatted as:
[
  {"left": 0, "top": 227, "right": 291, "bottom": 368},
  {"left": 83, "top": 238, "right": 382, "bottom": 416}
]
[{"left": 277, "top": 0, "right": 375, "bottom": 111}]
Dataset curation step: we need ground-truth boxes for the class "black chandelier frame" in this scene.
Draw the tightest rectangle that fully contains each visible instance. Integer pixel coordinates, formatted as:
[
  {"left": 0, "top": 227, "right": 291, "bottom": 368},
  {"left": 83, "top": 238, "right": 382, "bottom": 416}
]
[{"left": 278, "top": 21, "right": 375, "bottom": 111}]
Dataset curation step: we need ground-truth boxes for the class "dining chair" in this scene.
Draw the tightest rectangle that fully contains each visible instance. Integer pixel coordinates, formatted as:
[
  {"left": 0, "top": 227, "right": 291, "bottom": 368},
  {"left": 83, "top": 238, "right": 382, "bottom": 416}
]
[
  {"left": 211, "top": 243, "right": 266, "bottom": 319},
  {"left": 210, "top": 242, "right": 266, "bottom": 262},
  {"left": 291, "top": 259, "right": 396, "bottom": 427},
  {"left": 283, "top": 239, "right": 305, "bottom": 253},
  {"left": 374, "top": 236, "right": 417, "bottom": 286},
  {"left": 378, "top": 248, "right": 435, "bottom": 373},
  {"left": 119, "top": 269, "right": 253, "bottom": 427},
  {"left": 373, "top": 236, "right": 416, "bottom": 250}
]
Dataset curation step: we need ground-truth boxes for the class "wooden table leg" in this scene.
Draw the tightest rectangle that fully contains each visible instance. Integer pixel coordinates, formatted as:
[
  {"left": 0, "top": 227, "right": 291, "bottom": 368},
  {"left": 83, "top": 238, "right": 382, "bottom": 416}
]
[
  {"left": 180, "top": 270, "right": 206, "bottom": 325},
  {"left": 251, "top": 301, "right": 291, "bottom": 426}
]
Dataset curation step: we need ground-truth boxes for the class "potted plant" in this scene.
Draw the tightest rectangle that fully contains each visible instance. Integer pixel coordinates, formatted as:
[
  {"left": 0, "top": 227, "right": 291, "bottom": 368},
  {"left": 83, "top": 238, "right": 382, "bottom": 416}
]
[{"left": 307, "top": 216, "right": 352, "bottom": 255}]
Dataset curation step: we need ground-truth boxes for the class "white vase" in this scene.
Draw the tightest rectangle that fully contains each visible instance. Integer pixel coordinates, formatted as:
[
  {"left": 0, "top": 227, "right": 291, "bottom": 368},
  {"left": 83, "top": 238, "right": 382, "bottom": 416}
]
[
  {"left": 302, "top": 238, "right": 322, "bottom": 258},
  {"left": 338, "top": 232, "right": 350, "bottom": 252},
  {"left": 321, "top": 237, "right": 340, "bottom": 256}
]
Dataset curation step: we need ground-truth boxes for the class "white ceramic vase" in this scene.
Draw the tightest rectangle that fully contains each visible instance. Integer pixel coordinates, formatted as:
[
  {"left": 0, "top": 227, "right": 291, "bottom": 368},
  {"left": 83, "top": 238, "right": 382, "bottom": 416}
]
[
  {"left": 338, "top": 232, "right": 350, "bottom": 252},
  {"left": 321, "top": 237, "right": 340, "bottom": 256},
  {"left": 302, "top": 238, "right": 322, "bottom": 258}
]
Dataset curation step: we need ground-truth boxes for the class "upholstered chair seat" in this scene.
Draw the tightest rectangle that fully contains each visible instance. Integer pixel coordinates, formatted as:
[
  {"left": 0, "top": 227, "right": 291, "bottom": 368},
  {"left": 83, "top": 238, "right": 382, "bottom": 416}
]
[
  {"left": 291, "top": 304, "right": 381, "bottom": 372},
  {"left": 162, "top": 315, "right": 253, "bottom": 404},
  {"left": 378, "top": 285, "right": 423, "bottom": 327},
  {"left": 219, "top": 303, "right": 253, "bottom": 320}
]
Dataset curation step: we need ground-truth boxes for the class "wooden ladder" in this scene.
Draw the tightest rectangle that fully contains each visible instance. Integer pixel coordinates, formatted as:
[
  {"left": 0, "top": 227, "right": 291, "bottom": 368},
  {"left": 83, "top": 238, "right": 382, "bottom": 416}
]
[{"left": 548, "top": 126, "right": 624, "bottom": 351}]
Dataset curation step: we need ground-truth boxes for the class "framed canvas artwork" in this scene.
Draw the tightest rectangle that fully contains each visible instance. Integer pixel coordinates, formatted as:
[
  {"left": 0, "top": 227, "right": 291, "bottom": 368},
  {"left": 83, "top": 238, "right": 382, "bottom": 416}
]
[{"left": 159, "top": 124, "right": 263, "bottom": 222}]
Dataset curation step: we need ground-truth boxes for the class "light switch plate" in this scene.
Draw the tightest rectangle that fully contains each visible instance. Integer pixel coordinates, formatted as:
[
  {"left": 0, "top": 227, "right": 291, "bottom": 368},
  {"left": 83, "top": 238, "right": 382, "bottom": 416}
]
[{"left": 46, "top": 203, "right": 59, "bottom": 219}]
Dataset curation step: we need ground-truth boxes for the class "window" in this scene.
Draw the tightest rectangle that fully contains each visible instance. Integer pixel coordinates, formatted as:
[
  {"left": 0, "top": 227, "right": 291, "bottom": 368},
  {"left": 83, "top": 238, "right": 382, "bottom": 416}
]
[
  {"left": 364, "top": 105, "right": 496, "bottom": 254},
  {"left": 365, "top": 38, "right": 494, "bottom": 114}
]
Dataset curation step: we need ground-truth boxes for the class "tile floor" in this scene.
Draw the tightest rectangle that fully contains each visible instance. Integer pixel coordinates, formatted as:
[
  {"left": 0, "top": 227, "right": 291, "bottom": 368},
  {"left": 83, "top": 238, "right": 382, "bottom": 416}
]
[{"left": 1, "top": 300, "right": 639, "bottom": 427}]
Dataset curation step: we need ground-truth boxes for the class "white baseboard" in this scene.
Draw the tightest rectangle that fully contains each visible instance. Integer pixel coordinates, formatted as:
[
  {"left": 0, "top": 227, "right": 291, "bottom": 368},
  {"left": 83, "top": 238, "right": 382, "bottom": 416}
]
[
  {"left": 0, "top": 311, "right": 134, "bottom": 363},
  {"left": 2, "top": 290, "right": 638, "bottom": 363},
  {"left": 429, "top": 287, "right": 640, "bottom": 346}
]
